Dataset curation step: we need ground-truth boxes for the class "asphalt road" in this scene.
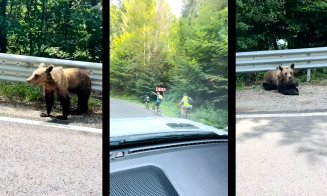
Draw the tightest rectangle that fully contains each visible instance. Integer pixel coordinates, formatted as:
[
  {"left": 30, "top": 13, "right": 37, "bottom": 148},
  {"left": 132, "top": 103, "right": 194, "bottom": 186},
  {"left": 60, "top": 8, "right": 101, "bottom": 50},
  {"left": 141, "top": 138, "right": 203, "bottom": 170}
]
[
  {"left": 236, "top": 85, "right": 327, "bottom": 114},
  {"left": 0, "top": 118, "right": 102, "bottom": 195},
  {"left": 110, "top": 98, "right": 161, "bottom": 118},
  {"left": 236, "top": 113, "right": 327, "bottom": 195}
]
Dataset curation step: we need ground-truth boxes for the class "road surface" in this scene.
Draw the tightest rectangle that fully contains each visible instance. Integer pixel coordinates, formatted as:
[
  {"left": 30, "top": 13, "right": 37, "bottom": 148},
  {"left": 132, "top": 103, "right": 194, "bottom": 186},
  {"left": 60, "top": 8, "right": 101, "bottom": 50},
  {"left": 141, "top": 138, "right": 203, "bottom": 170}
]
[
  {"left": 110, "top": 98, "right": 161, "bottom": 118},
  {"left": 0, "top": 116, "right": 102, "bottom": 195},
  {"left": 236, "top": 113, "right": 327, "bottom": 195},
  {"left": 236, "top": 85, "right": 327, "bottom": 114},
  {"left": 0, "top": 103, "right": 102, "bottom": 129}
]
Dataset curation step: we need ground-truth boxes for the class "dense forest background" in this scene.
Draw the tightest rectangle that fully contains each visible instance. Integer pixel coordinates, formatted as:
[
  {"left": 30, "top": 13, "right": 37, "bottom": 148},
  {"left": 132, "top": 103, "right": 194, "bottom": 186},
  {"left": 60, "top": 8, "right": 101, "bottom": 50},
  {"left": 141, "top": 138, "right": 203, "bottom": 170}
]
[
  {"left": 236, "top": 0, "right": 327, "bottom": 87},
  {"left": 0, "top": 0, "right": 102, "bottom": 62},
  {"left": 110, "top": 0, "right": 228, "bottom": 120},
  {"left": 237, "top": 0, "right": 327, "bottom": 52}
]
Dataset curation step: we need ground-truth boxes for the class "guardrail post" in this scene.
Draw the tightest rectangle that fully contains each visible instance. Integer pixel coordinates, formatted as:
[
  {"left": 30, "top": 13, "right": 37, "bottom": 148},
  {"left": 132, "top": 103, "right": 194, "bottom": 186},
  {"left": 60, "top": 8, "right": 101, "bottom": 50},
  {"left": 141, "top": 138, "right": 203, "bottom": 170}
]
[{"left": 307, "top": 69, "right": 311, "bottom": 82}]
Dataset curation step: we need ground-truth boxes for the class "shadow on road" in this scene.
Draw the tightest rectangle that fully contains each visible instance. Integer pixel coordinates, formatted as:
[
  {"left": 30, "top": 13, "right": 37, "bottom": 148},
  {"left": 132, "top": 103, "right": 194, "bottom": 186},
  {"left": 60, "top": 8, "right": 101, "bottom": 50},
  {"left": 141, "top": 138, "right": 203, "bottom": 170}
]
[
  {"left": 237, "top": 117, "right": 327, "bottom": 164},
  {"left": 45, "top": 114, "right": 102, "bottom": 125}
]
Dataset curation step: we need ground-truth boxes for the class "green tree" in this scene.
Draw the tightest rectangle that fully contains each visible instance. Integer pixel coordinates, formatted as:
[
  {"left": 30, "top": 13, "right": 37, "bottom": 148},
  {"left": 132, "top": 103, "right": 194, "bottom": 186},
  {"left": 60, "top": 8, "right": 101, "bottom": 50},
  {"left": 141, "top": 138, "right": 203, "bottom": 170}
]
[
  {"left": 236, "top": 0, "right": 327, "bottom": 51},
  {"left": 1, "top": 0, "right": 102, "bottom": 62}
]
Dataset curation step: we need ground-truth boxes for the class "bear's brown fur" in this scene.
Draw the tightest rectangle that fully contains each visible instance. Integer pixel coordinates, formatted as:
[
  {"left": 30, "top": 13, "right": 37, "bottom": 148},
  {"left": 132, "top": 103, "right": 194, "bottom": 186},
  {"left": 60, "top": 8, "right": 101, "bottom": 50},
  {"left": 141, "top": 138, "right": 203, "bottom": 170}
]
[
  {"left": 263, "top": 63, "right": 299, "bottom": 95},
  {"left": 26, "top": 63, "right": 91, "bottom": 120}
]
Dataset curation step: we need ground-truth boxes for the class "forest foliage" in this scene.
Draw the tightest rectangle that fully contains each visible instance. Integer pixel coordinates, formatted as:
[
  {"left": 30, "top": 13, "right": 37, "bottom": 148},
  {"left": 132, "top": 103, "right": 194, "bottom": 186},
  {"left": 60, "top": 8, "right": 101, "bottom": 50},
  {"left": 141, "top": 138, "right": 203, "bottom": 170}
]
[
  {"left": 237, "top": 0, "right": 327, "bottom": 52},
  {"left": 110, "top": 0, "right": 228, "bottom": 111},
  {"left": 236, "top": 0, "right": 327, "bottom": 86},
  {"left": 0, "top": 0, "right": 102, "bottom": 62}
]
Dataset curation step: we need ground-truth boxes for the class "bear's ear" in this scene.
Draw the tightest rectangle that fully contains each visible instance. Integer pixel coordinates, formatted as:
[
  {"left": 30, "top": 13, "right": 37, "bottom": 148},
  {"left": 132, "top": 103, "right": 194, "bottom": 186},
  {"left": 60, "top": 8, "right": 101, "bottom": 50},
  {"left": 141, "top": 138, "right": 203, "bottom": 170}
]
[
  {"left": 290, "top": 63, "right": 295, "bottom": 69},
  {"left": 39, "top": 63, "right": 46, "bottom": 68},
  {"left": 46, "top": 65, "right": 54, "bottom": 73},
  {"left": 278, "top": 66, "right": 283, "bottom": 71}
]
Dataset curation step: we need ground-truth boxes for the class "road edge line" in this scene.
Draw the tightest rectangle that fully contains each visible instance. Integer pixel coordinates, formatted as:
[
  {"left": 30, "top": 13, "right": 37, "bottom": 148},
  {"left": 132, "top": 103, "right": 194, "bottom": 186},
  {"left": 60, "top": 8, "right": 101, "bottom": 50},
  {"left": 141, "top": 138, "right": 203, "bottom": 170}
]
[
  {"left": 236, "top": 112, "right": 327, "bottom": 119},
  {"left": 0, "top": 116, "right": 102, "bottom": 134}
]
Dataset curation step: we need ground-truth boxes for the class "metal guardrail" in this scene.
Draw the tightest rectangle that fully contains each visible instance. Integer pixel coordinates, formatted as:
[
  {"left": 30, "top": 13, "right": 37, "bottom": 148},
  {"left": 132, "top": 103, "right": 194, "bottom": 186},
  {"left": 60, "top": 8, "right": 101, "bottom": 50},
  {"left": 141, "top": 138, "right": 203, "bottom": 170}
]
[
  {"left": 236, "top": 47, "right": 327, "bottom": 81},
  {"left": 0, "top": 53, "right": 102, "bottom": 91}
]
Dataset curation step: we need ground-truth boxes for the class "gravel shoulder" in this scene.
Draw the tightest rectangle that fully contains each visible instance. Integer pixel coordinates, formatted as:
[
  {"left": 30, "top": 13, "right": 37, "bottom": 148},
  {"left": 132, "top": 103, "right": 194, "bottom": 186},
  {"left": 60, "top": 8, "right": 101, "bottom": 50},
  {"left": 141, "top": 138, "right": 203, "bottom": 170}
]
[
  {"left": 0, "top": 121, "right": 101, "bottom": 195},
  {"left": 0, "top": 101, "right": 102, "bottom": 129},
  {"left": 237, "top": 84, "right": 327, "bottom": 114}
]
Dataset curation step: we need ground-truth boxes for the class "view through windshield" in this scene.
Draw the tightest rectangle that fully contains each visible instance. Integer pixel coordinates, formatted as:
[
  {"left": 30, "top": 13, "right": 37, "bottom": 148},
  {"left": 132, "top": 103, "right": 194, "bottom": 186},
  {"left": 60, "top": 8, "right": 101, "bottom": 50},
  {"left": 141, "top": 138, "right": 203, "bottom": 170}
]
[{"left": 110, "top": 0, "right": 228, "bottom": 140}]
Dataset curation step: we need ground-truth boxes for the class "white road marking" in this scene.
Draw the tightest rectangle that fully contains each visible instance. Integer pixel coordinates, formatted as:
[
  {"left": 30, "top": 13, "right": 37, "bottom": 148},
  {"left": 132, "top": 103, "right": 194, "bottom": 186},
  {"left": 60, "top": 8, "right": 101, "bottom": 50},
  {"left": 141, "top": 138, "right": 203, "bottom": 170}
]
[
  {"left": 236, "top": 112, "right": 327, "bottom": 119},
  {"left": 0, "top": 116, "right": 102, "bottom": 134}
]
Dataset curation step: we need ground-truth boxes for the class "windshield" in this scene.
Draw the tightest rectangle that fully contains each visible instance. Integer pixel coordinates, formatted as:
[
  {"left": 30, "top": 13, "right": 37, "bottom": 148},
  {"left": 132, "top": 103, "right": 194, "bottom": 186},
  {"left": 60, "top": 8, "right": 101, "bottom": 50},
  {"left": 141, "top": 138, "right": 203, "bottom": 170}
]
[{"left": 110, "top": 0, "right": 228, "bottom": 145}]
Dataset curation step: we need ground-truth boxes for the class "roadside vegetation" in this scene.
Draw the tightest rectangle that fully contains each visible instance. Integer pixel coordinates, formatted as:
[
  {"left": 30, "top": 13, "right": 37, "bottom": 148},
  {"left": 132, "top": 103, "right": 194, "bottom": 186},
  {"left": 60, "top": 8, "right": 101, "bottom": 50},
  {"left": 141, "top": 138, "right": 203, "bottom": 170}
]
[
  {"left": 0, "top": 0, "right": 102, "bottom": 61},
  {"left": 0, "top": 0, "right": 102, "bottom": 114},
  {"left": 111, "top": 91, "right": 228, "bottom": 130},
  {"left": 0, "top": 81, "right": 102, "bottom": 114},
  {"left": 236, "top": 0, "right": 327, "bottom": 88},
  {"left": 237, "top": 69, "right": 327, "bottom": 91},
  {"left": 110, "top": 0, "right": 228, "bottom": 129}
]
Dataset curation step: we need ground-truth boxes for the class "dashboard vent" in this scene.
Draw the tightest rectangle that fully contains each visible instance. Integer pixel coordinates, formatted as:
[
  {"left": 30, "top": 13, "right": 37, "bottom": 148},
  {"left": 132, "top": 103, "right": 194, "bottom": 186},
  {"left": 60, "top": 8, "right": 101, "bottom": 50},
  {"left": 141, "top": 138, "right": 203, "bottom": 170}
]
[
  {"left": 166, "top": 123, "right": 199, "bottom": 129},
  {"left": 110, "top": 165, "right": 179, "bottom": 196},
  {"left": 129, "top": 140, "right": 226, "bottom": 154}
]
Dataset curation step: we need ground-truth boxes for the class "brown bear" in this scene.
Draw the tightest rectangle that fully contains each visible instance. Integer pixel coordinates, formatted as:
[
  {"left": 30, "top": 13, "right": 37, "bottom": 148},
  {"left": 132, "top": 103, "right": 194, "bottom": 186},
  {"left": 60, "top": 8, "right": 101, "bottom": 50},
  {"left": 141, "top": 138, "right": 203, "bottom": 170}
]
[
  {"left": 26, "top": 63, "right": 91, "bottom": 120},
  {"left": 263, "top": 63, "right": 299, "bottom": 95}
]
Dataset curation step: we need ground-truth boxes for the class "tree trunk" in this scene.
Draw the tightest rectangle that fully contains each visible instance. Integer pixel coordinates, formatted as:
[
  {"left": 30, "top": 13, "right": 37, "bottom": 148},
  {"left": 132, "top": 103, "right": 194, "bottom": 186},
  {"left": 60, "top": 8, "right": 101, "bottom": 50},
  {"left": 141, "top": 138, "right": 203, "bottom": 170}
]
[
  {"left": 273, "top": 38, "right": 278, "bottom": 50},
  {"left": 0, "top": 0, "right": 8, "bottom": 53},
  {"left": 88, "top": 0, "right": 98, "bottom": 61},
  {"left": 64, "top": 1, "right": 72, "bottom": 39},
  {"left": 39, "top": 0, "right": 48, "bottom": 55}
]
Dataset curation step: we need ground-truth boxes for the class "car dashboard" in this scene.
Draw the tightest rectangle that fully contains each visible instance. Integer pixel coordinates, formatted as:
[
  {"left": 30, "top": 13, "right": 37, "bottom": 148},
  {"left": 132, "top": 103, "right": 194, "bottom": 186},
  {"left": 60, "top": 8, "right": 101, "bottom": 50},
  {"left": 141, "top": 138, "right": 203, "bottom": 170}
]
[{"left": 110, "top": 138, "right": 228, "bottom": 196}]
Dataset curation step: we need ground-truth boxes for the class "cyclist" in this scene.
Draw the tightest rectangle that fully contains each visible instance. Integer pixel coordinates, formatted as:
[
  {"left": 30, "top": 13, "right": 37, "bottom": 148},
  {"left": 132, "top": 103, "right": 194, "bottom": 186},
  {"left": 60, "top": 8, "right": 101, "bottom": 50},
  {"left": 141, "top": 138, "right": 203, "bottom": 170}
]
[
  {"left": 178, "top": 93, "right": 193, "bottom": 115},
  {"left": 152, "top": 91, "right": 163, "bottom": 112},
  {"left": 144, "top": 95, "right": 150, "bottom": 109}
]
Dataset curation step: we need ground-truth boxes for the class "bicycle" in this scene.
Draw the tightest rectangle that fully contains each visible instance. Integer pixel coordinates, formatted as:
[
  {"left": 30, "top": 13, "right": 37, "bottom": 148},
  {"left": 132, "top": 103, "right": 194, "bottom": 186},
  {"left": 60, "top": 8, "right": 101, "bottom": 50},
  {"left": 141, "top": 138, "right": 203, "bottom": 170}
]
[
  {"left": 144, "top": 101, "right": 150, "bottom": 110},
  {"left": 179, "top": 106, "right": 192, "bottom": 119},
  {"left": 143, "top": 95, "right": 150, "bottom": 110},
  {"left": 155, "top": 103, "right": 161, "bottom": 114}
]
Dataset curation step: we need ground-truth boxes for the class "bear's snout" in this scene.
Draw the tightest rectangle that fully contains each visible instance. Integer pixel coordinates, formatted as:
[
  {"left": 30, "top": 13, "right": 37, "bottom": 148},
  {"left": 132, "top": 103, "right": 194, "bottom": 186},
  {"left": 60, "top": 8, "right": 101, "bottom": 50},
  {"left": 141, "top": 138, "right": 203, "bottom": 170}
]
[{"left": 26, "top": 76, "right": 34, "bottom": 84}]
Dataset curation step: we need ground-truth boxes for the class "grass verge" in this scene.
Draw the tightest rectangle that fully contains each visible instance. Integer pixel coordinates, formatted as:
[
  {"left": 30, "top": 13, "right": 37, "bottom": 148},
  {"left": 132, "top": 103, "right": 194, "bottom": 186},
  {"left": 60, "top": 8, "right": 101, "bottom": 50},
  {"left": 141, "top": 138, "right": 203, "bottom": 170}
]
[{"left": 0, "top": 81, "right": 102, "bottom": 114}]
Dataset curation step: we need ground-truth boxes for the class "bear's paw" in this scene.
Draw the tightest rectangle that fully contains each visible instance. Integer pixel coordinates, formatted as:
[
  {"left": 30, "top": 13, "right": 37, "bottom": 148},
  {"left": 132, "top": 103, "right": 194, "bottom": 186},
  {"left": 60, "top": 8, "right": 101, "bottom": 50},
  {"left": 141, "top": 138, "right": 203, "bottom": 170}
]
[{"left": 40, "top": 112, "right": 50, "bottom": 117}]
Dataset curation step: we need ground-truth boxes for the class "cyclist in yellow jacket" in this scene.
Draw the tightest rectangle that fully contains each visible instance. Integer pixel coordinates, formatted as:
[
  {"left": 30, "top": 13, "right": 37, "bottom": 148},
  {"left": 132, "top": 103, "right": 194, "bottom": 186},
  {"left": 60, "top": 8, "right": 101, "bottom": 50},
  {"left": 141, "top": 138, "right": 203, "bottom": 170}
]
[
  {"left": 152, "top": 91, "right": 163, "bottom": 112},
  {"left": 178, "top": 93, "right": 193, "bottom": 114}
]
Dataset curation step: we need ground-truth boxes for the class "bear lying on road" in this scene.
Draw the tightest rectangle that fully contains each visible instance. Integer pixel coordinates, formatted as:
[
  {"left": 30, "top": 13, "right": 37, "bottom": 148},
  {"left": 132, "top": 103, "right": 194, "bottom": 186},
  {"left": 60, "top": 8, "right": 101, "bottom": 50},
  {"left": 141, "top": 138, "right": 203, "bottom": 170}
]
[
  {"left": 26, "top": 63, "right": 91, "bottom": 120},
  {"left": 263, "top": 63, "right": 299, "bottom": 95}
]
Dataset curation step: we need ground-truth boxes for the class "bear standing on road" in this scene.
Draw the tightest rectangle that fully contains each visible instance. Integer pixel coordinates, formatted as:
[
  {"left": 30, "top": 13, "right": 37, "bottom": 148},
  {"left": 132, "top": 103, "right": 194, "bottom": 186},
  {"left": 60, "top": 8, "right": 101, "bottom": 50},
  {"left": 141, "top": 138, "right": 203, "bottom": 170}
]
[
  {"left": 263, "top": 63, "right": 299, "bottom": 95},
  {"left": 26, "top": 63, "right": 91, "bottom": 120}
]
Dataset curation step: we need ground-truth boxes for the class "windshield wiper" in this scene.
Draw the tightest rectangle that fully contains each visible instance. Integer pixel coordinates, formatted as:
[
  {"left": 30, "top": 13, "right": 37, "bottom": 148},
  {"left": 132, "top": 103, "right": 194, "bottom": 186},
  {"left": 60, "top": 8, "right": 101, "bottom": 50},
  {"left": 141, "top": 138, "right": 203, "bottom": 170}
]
[{"left": 110, "top": 131, "right": 227, "bottom": 148}]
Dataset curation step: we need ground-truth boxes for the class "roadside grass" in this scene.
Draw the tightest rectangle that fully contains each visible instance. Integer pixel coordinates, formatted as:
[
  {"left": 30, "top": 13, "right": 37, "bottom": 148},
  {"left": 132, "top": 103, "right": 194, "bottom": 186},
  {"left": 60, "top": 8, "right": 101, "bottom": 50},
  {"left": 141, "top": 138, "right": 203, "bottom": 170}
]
[
  {"left": 301, "top": 69, "right": 327, "bottom": 85},
  {"left": 0, "top": 81, "right": 42, "bottom": 102},
  {"left": 110, "top": 92, "right": 140, "bottom": 103},
  {"left": 238, "top": 68, "right": 327, "bottom": 87},
  {"left": 110, "top": 92, "right": 228, "bottom": 130},
  {"left": 160, "top": 101, "right": 180, "bottom": 118},
  {"left": 236, "top": 75, "right": 245, "bottom": 91},
  {"left": 0, "top": 81, "right": 102, "bottom": 114}
]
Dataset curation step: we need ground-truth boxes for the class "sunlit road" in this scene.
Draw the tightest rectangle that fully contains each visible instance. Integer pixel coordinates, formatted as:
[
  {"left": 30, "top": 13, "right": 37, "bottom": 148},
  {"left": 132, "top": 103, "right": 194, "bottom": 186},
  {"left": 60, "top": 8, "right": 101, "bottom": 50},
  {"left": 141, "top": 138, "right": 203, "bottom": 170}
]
[
  {"left": 110, "top": 98, "right": 161, "bottom": 118},
  {"left": 236, "top": 113, "right": 327, "bottom": 195},
  {"left": 0, "top": 118, "right": 101, "bottom": 195}
]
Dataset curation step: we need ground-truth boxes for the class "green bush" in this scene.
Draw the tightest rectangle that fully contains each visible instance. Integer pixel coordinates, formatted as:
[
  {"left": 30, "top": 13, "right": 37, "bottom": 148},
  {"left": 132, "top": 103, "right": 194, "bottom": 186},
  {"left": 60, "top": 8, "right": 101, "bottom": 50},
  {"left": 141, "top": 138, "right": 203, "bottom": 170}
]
[
  {"left": 191, "top": 103, "right": 228, "bottom": 130},
  {"left": 0, "top": 81, "right": 102, "bottom": 113},
  {"left": 0, "top": 81, "right": 42, "bottom": 102},
  {"left": 236, "top": 74, "right": 245, "bottom": 91},
  {"left": 112, "top": 94, "right": 228, "bottom": 130}
]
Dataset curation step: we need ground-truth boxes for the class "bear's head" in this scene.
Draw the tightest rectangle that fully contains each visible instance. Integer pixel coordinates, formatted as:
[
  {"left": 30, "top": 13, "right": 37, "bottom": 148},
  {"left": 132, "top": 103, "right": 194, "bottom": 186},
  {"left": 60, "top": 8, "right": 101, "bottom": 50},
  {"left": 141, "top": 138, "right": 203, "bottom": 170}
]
[
  {"left": 278, "top": 64, "right": 295, "bottom": 85},
  {"left": 26, "top": 63, "right": 54, "bottom": 85}
]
